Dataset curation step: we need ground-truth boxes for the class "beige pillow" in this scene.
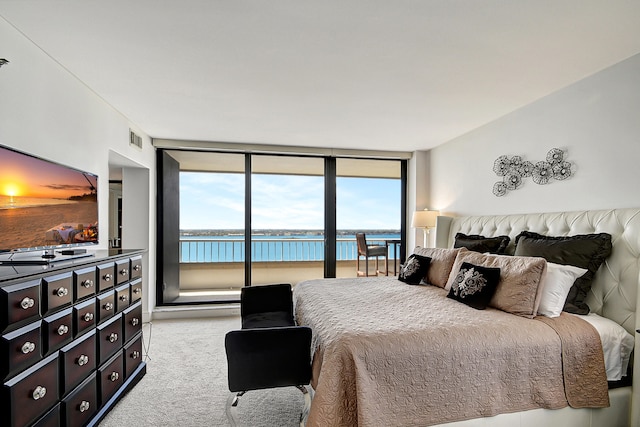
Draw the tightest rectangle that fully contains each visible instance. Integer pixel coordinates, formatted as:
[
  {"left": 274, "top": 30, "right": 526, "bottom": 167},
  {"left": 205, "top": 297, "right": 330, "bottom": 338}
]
[
  {"left": 413, "top": 247, "right": 467, "bottom": 288},
  {"left": 445, "top": 251, "right": 547, "bottom": 318}
]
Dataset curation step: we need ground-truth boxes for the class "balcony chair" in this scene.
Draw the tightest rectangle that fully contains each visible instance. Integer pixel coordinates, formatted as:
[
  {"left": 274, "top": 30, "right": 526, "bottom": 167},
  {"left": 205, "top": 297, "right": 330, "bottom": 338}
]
[
  {"left": 356, "top": 232, "right": 388, "bottom": 276},
  {"left": 224, "top": 283, "right": 313, "bottom": 427}
]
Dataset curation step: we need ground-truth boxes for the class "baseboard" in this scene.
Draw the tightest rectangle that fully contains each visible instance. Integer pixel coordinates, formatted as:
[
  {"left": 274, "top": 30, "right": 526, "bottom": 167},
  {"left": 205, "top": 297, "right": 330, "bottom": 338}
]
[{"left": 151, "top": 304, "right": 240, "bottom": 320}]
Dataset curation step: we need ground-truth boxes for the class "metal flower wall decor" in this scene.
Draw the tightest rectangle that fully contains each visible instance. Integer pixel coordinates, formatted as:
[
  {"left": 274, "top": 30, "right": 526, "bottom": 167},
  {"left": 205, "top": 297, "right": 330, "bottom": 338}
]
[{"left": 492, "top": 148, "right": 573, "bottom": 197}]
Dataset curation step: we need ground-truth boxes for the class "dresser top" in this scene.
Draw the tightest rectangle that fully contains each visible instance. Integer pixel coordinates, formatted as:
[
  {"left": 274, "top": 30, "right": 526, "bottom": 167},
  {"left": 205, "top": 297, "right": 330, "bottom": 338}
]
[{"left": 0, "top": 249, "right": 144, "bottom": 283}]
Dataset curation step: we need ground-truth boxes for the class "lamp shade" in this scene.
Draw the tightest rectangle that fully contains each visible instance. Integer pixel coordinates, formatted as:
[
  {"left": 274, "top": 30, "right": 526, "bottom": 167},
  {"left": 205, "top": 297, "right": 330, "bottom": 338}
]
[{"left": 411, "top": 210, "right": 439, "bottom": 228}]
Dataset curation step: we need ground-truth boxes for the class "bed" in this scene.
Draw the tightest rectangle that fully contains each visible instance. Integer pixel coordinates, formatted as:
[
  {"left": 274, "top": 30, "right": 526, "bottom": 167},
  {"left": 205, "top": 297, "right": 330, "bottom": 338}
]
[{"left": 293, "top": 208, "right": 640, "bottom": 427}]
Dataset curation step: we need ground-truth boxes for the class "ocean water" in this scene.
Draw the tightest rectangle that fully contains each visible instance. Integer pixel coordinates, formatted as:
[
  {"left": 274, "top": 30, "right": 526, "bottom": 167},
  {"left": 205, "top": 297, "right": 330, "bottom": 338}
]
[
  {"left": 0, "top": 195, "right": 76, "bottom": 209},
  {"left": 180, "top": 233, "right": 401, "bottom": 263}
]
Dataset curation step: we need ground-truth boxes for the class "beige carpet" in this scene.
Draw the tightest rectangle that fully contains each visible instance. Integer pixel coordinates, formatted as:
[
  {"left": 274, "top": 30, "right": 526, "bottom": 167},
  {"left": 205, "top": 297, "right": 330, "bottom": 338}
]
[{"left": 99, "top": 317, "right": 306, "bottom": 426}]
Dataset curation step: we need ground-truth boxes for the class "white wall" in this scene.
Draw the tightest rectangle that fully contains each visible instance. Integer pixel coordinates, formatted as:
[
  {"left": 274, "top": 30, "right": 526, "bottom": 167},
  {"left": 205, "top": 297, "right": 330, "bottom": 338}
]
[
  {"left": 429, "top": 53, "right": 640, "bottom": 217},
  {"left": 0, "top": 17, "right": 156, "bottom": 319}
]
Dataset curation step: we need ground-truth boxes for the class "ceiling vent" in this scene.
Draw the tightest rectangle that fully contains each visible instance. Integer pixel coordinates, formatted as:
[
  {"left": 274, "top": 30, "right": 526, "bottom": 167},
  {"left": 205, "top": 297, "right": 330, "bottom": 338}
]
[{"left": 129, "top": 130, "right": 142, "bottom": 149}]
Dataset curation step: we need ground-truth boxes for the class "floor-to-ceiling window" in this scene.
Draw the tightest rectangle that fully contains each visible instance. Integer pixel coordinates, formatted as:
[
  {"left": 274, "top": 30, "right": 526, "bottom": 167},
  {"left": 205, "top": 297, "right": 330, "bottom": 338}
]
[
  {"left": 157, "top": 147, "right": 406, "bottom": 305},
  {"left": 167, "top": 152, "right": 246, "bottom": 303},
  {"left": 251, "top": 155, "right": 325, "bottom": 285},
  {"left": 336, "top": 159, "right": 403, "bottom": 278}
]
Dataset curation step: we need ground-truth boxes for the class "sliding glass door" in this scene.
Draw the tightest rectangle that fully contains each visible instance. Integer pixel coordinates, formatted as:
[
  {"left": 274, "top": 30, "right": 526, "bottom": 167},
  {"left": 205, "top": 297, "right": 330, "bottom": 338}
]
[
  {"left": 172, "top": 151, "right": 246, "bottom": 303},
  {"left": 336, "top": 159, "right": 403, "bottom": 278},
  {"left": 251, "top": 155, "right": 325, "bottom": 285}
]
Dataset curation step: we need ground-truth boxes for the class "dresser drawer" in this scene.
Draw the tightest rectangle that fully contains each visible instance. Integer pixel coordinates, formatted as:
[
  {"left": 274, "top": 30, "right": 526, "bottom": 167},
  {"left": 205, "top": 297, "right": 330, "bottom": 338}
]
[
  {"left": 60, "top": 329, "right": 96, "bottom": 397},
  {"left": 73, "top": 267, "right": 96, "bottom": 302},
  {"left": 115, "top": 283, "right": 131, "bottom": 314},
  {"left": 2, "top": 352, "right": 59, "bottom": 427},
  {"left": 123, "top": 301, "right": 143, "bottom": 344},
  {"left": 97, "top": 314, "right": 122, "bottom": 365},
  {"left": 98, "top": 351, "right": 124, "bottom": 407},
  {"left": 32, "top": 402, "right": 61, "bottom": 427},
  {"left": 61, "top": 372, "right": 97, "bottom": 427},
  {"left": 96, "top": 262, "right": 115, "bottom": 292},
  {"left": 130, "top": 278, "right": 142, "bottom": 303},
  {"left": 43, "top": 308, "right": 73, "bottom": 355},
  {"left": 41, "top": 273, "right": 72, "bottom": 316},
  {"left": 96, "top": 290, "right": 116, "bottom": 324},
  {"left": 123, "top": 332, "right": 143, "bottom": 380},
  {"left": 73, "top": 297, "right": 96, "bottom": 337},
  {"left": 0, "top": 279, "right": 40, "bottom": 331},
  {"left": 1, "top": 320, "right": 41, "bottom": 379},
  {"left": 115, "top": 259, "right": 130, "bottom": 285},
  {"left": 130, "top": 255, "right": 143, "bottom": 280}
]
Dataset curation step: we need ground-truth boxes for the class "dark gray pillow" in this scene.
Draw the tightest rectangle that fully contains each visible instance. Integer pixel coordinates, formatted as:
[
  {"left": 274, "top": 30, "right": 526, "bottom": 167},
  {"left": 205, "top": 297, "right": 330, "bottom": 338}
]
[
  {"left": 398, "top": 254, "right": 431, "bottom": 285},
  {"left": 514, "top": 231, "right": 612, "bottom": 314},
  {"left": 454, "top": 233, "right": 510, "bottom": 254},
  {"left": 447, "top": 262, "right": 501, "bottom": 310}
]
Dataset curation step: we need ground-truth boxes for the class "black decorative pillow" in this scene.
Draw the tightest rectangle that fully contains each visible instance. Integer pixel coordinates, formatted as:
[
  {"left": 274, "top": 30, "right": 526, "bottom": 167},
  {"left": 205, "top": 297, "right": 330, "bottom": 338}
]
[
  {"left": 454, "top": 233, "right": 510, "bottom": 254},
  {"left": 447, "top": 262, "right": 501, "bottom": 309},
  {"left": 514, "top": 231, "right": 612, "bottom": 315},
  {"left": 398, "top": 254, "right": 432, "bottom": 285}
]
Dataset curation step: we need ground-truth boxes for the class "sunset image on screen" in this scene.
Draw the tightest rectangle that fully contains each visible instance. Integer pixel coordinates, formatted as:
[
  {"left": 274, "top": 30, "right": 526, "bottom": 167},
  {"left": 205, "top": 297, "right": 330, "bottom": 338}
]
[
  {"left": 0, "top": 145, "right": 98, "bottom": 251},
  {"left": 0, "top": 147, "right": 96, "bottom": 204}
]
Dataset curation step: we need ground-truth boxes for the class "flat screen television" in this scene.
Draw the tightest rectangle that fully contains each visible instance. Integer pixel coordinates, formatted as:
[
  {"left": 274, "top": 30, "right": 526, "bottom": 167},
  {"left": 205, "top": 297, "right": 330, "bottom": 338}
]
[{"left": 0, "top": 144, "right": 98, "bottom": 259}]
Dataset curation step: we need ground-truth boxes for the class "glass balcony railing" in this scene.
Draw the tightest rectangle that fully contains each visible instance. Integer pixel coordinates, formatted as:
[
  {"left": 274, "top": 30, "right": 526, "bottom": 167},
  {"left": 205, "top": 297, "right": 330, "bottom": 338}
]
[{"left": 179, "top": 237, "right": 399, "bottom": 263}]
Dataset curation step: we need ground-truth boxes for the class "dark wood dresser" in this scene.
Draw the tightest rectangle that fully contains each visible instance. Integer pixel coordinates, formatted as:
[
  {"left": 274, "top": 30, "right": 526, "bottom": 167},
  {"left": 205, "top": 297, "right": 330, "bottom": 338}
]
[{"left": 0, "top": 249, "right": 146, "bottom": 427}]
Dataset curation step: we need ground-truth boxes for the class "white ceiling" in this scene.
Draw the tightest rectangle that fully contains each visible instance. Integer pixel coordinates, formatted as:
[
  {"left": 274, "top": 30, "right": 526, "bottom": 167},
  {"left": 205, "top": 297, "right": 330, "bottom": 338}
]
[{"left": 1, "top": 1, "right": 640, "bottom": 152}]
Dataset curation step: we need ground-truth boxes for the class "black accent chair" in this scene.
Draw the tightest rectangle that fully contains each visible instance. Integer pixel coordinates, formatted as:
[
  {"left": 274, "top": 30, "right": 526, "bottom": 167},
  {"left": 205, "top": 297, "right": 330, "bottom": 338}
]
[{"left": 225, "top": 284, "right": 313, "bottom": 426}]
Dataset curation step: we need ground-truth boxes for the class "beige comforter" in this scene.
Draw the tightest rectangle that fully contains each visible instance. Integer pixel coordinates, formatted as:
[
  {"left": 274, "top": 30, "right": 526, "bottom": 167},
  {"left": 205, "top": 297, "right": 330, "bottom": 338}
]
[{"left": 293, "top": 277, "right": 608, "bottom": 427}]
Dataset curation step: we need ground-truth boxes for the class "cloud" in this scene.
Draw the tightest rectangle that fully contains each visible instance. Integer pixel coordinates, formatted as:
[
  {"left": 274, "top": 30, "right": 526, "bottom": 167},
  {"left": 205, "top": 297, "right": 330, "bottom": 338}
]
[{"left": 179, "top": 172, "right": 400, "bottom": 230}]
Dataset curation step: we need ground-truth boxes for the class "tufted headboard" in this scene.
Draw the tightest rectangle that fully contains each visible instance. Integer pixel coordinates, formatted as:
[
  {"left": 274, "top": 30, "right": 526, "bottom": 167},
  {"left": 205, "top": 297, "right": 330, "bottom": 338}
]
[{"left": 434, "top": 208, "right": 640, "bottom": 336}]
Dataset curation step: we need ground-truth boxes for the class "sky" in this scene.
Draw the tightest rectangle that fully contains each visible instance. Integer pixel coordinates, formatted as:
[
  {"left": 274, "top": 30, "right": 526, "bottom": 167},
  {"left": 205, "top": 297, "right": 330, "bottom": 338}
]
[
  {"left": 0, "top": 145, "right": 96, "bottom": 200},
  {"left": 179, "top": 172, "right": 401, "bottom": 230}
]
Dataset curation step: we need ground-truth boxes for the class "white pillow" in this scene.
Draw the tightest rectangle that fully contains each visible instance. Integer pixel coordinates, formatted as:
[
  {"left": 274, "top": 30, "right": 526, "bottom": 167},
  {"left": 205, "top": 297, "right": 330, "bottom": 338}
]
[
  {"left": 537, "top": 262, "right": 587, "bottom": 317},
  {"left": 573, "top": 312, "right": 635, "bottom": 381}
]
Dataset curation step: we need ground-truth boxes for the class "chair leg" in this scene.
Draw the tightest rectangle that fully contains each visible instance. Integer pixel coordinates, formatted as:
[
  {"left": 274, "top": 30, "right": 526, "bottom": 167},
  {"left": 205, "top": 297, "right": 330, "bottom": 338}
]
[
  {"left": 296, "top": 385, "right": 312, "bottom": 427},
  {"left": 226, "top": 391, "right": 245, "bottom": 427},
  {"left": 225, "top": 387, "right": 313, "bottom": 427},
  {"left": 385, "top": 254, "right": 388, "bottom": 276}
]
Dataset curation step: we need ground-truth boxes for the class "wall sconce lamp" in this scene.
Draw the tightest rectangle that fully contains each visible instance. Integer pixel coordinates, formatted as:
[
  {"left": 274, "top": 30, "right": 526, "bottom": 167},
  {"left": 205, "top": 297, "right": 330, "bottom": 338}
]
[{"left": 411, "top": 209, "right": 439, "bottom": 247}]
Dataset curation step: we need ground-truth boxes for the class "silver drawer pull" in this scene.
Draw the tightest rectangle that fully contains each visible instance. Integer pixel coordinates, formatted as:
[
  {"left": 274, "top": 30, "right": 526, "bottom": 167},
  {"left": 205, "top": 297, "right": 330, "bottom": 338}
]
[
  {"left": 108, "top": 333, "right": 118, "bottom": 343},
  {"left": 132, "top": 350, "right": 140, "bottom": 359},
  {"left": 103, "top": 302, "right": 113, "bottom": 311},
  {"left": 32, "top": 386, "right": 47, "bottom": 400},
  {"left": 131, "top": 318, "right": 139, "bottom": 326},
  {"left": 83, "top": 312, "right": 94, "bottom": 322},
  {"left": 21, "top": 341, "right": 36, "bottom": 354},
  {"left": 81, "top": 279, "right": 94, "bottom": 288},
  {"left": 77, "top": 354, "right": 90, "bottom": 366},
  {"left": 79, "top": 400, "right": 90, "bottom": 413},
  {"left": 56, "top": 287, "right": 69, "bottom": 297},
  {"left": 57, "top": 324, "right": 69, "bottom": 336},
  {"left": 20, "top": 297, "right": 35, "bottom": 310},
  {"left": 133, "top": 264, "right": 141, "bottom": 271},
  {"left": 119, "top": 269, "right": 129, "bottom": 276},
  {"left": 103, "top": 273, "right": 113, "bottom": 282},
  {"left": 119, "top": 295, "right": 128, "bottom": 302},
  {"left": 133, "top": 288, "right": 141, "bottom": 295},
  {"left": 109, "top": 372, "right": 119, "bottom": 382}
]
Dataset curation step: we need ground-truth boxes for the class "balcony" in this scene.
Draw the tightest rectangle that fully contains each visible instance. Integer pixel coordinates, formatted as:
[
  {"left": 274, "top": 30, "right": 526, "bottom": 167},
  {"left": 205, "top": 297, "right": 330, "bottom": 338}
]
[{"left": 177, "top": 236, "right": 400, "bottom": 303}]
